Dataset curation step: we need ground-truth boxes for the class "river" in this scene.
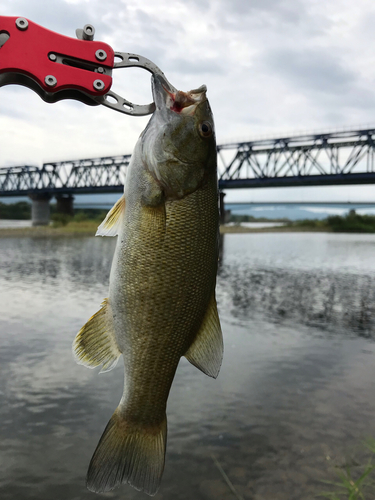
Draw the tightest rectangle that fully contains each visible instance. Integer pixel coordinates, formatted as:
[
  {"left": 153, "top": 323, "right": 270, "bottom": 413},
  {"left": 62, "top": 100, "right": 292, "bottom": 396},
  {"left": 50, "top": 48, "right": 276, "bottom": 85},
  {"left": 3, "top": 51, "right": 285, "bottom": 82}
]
[{"left": 1, "top": 232, "right": 375, "bottom": 500}]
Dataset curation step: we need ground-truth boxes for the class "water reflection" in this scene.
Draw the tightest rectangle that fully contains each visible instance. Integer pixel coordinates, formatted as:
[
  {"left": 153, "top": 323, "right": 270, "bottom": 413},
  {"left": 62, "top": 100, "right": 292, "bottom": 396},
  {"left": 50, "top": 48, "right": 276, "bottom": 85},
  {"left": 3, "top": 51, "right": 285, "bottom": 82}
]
[
  {"left": 0, "top": 237, "right": 115, "bottom": 287},
  {"left": 1, "top": 233, "right": 375, "bottom": 499},
  {"left": 219, "top": 265, "right": 375, "bottom": 336}
]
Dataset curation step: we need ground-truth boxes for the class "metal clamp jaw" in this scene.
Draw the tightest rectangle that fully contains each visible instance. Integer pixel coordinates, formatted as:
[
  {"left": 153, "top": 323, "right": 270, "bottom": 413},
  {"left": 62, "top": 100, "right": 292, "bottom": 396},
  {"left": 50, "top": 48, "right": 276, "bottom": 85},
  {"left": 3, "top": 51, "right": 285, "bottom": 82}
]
[
  {"left": 0, "top": 16, "right": 174, "bottom": 116},
  {"left": 95, "top": 52, "right": 172, "bottom": 116}
]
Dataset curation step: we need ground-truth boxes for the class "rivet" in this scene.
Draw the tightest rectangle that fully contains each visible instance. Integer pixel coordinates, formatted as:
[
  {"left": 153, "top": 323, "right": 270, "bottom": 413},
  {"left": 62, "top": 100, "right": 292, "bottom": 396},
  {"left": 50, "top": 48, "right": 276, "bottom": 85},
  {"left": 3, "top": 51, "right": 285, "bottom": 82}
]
[
  {"left": 15, "top": 18, "right": 28, "bottom": 31},
  {"left": 95, "top": 50, "right": 107, "bottom": 62},
  {"left": 45, "top": 75, "right": 57, "bottom": 87},
  {"left": 93, "top": 79, "right": 105, "bottom": 91}
]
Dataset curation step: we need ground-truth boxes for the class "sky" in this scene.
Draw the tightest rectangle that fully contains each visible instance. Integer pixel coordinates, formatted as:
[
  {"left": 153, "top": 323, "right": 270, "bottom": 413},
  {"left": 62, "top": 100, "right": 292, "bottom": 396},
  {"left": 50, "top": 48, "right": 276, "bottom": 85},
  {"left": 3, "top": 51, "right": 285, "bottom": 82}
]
[{"left": 2, "top": 0, "right": 375, "bottom": 205}]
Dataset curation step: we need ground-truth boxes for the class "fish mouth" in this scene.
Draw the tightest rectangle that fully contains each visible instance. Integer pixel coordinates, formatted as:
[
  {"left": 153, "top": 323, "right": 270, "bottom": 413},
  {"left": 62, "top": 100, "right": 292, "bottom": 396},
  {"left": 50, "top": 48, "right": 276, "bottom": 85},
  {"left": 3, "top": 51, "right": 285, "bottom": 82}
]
[{"left": 152, "top": 75, "right": 207, "bottom": 116}]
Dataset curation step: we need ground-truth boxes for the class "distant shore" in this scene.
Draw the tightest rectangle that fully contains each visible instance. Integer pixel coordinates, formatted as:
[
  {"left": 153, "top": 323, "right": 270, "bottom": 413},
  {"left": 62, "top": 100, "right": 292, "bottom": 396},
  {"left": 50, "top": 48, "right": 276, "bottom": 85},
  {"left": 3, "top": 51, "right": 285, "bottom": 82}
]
[
  {"left": 0, "top": 221, "right": 334, "bottom": 237},
  {"left": 0, "top": 221, "right": 98, "bottom": 237},
  {"left": 3, "top": 212, "right": 375, "bottom": 236},
  {"left": 2, "top": 203, "right": 375, "bottom": 235},
  {"left": 220, "top": 224, "right": 331, "bottom": 233}
]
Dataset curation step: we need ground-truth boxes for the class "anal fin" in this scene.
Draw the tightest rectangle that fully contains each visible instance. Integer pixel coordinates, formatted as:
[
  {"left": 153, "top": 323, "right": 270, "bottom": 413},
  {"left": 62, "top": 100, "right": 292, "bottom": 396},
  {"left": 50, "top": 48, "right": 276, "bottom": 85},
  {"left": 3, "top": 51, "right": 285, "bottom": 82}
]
[
  {"left": 185, "top": 292, "right": 223, "bottom": 379},
  {"left": 73, "top": 298, "right": 121, "bottom": 373}
]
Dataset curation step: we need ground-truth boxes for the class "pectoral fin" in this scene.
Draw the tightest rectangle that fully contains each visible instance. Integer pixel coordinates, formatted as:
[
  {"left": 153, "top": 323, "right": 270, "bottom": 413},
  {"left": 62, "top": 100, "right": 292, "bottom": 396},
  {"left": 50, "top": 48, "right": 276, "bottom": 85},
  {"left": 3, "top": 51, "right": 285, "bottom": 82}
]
[
  {"left": 73, "top": 299, "right": 121, "bottom": 373},
  {"left": 96, "top": 195, "right": 125, "bottom": 237},
  {"left": 185, "top": 292, "right": 223, "bottom": 379}
]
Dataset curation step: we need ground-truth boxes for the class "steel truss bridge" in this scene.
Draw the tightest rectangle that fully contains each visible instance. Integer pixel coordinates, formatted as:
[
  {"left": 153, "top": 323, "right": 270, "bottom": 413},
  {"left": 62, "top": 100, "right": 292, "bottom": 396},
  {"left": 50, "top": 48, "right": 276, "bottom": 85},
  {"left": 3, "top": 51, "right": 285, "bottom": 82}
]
[{"left": 2, "top": 127, "right": 375, "bottom": 197}]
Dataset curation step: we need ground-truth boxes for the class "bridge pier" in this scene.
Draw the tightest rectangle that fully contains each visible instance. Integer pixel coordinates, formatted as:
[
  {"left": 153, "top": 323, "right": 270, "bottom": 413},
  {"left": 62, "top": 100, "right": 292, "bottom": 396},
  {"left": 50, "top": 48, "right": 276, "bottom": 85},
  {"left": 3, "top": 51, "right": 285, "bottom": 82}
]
[
  {"left": 55, "top": 194, "right": 74, "bottom": 216},
  {"left": 29, "top": 193, "right": 52, "bottom": 226},
  {"left": 219, "top": 191, "right": 229, "bottom": 224}
]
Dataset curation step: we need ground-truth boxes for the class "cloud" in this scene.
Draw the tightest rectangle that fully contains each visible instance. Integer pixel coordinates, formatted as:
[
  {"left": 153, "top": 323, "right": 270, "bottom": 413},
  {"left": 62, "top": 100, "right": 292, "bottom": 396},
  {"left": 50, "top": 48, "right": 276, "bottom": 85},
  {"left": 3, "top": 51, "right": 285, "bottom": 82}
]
[
  {"left": 214, "top": 0, "right": 330, "bottom": 41},
  {"left": 261, "top": 47, "right": 355, "bottom": 93},
  {"left": 168, "top": 57, "right": 224, "bottom": 75},
  {"left": 218, "top": 0, "right": 307, "bottom": 24}
]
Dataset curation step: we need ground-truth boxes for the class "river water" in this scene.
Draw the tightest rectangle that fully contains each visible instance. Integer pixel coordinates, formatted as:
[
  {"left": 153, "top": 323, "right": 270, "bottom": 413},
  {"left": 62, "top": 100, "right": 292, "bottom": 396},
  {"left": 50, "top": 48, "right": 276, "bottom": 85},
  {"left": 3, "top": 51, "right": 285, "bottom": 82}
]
[{"left": 1, "top": 232, "right": 375, "bottom": 500}]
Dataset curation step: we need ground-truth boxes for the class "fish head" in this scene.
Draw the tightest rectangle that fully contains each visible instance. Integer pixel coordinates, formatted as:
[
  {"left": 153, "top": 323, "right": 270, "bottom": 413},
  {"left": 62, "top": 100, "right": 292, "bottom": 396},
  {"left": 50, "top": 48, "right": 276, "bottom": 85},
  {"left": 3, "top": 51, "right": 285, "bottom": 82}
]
[{"left": 141, "top": 75, "right": 217, "bottom": 200}]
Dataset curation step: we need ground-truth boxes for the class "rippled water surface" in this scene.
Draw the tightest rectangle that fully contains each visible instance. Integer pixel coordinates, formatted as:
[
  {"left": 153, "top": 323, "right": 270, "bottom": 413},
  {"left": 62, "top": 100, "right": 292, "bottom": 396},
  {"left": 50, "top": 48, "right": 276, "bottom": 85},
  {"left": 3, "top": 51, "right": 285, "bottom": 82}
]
[{"left": 1, "top": 232, "right": 375, "bottom": 500}]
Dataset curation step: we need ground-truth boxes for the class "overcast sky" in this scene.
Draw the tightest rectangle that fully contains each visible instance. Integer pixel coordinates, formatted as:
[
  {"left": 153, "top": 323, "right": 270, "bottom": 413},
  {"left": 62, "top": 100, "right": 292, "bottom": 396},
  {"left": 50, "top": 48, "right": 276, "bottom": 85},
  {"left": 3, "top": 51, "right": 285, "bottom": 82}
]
[{"left": 2, "top": 0, "right": 375, "bottom": 204}]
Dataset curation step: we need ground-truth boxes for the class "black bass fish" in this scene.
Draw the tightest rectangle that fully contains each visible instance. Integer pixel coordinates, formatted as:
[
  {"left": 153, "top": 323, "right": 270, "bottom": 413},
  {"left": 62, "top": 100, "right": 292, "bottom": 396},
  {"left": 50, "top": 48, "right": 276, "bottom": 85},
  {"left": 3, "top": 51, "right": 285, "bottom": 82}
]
[{"left": 73, "top": 75, "right": 223, "bottom": 496}]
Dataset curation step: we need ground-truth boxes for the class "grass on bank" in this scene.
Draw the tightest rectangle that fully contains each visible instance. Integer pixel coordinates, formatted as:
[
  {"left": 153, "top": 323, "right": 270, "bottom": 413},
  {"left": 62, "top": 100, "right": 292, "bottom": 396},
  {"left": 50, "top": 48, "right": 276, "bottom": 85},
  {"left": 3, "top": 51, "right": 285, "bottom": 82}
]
[
  {"left": 228, "top": 210, "right": 375, "bottom": 233},
  {"left": 42, "top": 209, "right": 375, "bottom": 236},
  {"left": 44, "top": 211, "right": 105, "bottom": 235},
  {"left": 2, "top": 205, "right": 375, "bottom": 235},
  {"left": 288, "top": 210, "right": 375, "bottom": 233},
  {"left": 0, "top": 210, "right": 106, "bottom": 237}
]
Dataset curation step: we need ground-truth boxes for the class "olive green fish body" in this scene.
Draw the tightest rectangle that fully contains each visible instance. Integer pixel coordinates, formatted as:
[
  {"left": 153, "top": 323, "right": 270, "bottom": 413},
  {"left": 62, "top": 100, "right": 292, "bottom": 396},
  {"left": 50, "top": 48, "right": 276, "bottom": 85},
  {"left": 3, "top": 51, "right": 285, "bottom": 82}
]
[
  {"left": 113, "top": 174, "right": 219, "bottom": 423},
  {"left": 73, "top": 76, "right": 223, "bottom": 496}
]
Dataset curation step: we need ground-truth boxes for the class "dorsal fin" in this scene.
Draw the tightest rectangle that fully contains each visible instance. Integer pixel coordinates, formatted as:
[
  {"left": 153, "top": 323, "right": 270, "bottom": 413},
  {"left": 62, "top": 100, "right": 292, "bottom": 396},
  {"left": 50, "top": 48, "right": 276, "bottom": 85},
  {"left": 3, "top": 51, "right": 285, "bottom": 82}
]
[{"left": 96, "top": 195, "right": 125, "bottom": 237}]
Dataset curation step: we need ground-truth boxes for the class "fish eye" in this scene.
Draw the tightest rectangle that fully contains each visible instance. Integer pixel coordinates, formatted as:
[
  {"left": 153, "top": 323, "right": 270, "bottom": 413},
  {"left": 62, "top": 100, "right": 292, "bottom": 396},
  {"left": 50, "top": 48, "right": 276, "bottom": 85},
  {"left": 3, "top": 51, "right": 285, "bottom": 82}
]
[{"left": 198, "top": 121, "right": 212, "bottom": 138}]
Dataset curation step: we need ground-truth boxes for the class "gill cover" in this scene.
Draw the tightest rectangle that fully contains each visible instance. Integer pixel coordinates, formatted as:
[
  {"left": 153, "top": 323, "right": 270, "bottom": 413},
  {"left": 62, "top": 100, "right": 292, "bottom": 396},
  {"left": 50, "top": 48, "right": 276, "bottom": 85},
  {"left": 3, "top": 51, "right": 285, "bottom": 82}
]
[{"left": 142, "top": 76, "right": 216, "bottom": 200}]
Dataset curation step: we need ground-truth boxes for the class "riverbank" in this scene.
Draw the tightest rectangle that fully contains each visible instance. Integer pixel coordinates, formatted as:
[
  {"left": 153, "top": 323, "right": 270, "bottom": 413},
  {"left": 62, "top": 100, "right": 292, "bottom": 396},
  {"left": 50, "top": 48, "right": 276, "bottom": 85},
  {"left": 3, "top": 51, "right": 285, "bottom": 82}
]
[
  {"left": 0, "top": 220, "right": 334, "bottom": 237},
  {"left": 0, "top": 221, "right": 99, "bottom": 237},
  {"left": 3, "top": 209, "right": 375, "bottom": 236},
  {"left": 221, "top": 224, "right": 332, "bottom": 233}
]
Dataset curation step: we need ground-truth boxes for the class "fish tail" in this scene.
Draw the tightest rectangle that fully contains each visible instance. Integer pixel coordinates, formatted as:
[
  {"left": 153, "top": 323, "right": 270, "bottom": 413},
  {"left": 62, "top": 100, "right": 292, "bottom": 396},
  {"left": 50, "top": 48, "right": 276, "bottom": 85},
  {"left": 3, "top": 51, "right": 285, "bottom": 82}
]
[{"left": 86, "top": 408, "right": 167, "bottom": 496}]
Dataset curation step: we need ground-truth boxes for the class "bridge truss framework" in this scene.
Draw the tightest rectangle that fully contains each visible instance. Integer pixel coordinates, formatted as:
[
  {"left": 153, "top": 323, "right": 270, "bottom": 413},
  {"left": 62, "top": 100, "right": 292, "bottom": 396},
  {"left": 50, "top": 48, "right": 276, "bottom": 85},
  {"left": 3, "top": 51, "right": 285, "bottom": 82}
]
[
  {"left": 217, "top": 128, "right": 375, "bottom": 189},
  {"left": 1, "top": 128, "right": 375, "bottom": 197}
]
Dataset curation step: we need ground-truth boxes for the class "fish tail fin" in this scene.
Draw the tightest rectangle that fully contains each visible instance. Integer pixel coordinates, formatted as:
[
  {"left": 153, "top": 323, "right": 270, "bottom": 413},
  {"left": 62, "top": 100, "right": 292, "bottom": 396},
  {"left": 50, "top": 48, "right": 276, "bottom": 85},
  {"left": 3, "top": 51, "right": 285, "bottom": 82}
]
[{"left": 86, "top": 408, "right": 167, "bottom": 496}]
